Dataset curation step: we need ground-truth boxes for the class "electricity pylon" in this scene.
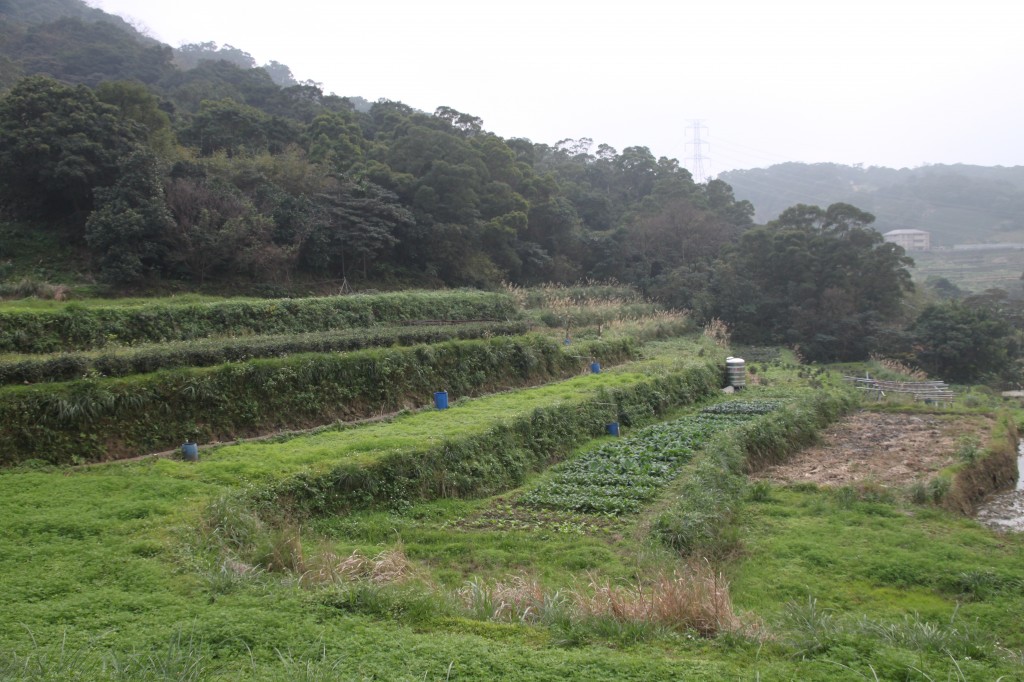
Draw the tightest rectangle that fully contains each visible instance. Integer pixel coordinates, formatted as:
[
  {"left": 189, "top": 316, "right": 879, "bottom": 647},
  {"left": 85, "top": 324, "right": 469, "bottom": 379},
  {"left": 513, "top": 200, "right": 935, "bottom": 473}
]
[{"left": 685, "top": 119, "right": 710, "bottom": 182}]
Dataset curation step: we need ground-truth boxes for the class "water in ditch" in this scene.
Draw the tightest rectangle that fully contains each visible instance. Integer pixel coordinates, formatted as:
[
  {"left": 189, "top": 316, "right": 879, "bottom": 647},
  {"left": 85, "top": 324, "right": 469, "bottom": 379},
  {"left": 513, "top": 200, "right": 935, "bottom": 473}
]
[{"left": 975, "top": 440, "right": 1024, "bottom": 532}]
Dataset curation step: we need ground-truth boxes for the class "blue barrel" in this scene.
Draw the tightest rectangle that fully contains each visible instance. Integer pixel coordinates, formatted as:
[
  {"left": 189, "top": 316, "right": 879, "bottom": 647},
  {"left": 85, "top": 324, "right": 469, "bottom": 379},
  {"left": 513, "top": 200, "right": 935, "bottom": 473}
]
[
  {"left": 434, "top": 391, "right": 449, "bottom": 410},
  {"left": 606, "top": 422, "right": 620, "bottom": 437},
  {"left": 181, "top": 442, "right": 199, "bottom": 462},
  {"left": 563, "top": 337, "right": 572, "bottom": 345},
  {"left": 590, "top": 362, "right": 601, "bottom": 374}
]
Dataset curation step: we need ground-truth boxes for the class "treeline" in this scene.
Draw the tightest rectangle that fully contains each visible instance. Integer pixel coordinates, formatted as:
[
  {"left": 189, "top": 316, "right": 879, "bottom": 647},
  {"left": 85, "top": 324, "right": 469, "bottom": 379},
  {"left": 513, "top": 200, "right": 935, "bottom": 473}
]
[{"left": 0, "top": 2, "right": 756, "bottom": 293}]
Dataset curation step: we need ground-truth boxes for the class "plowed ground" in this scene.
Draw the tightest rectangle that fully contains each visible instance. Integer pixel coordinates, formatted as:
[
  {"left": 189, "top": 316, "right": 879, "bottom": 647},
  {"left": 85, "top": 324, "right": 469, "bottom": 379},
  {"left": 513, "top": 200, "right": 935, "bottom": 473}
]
[{"left": 750, "top": 411, "right": 993, "bottom": 488}]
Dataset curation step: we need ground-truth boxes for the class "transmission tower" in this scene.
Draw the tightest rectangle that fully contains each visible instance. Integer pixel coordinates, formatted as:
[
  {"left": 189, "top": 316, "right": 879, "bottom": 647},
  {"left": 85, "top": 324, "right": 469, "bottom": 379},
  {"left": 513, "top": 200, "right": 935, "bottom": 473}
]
[{"left": 685, "top": 119, "right": 710, "bottom": 182}]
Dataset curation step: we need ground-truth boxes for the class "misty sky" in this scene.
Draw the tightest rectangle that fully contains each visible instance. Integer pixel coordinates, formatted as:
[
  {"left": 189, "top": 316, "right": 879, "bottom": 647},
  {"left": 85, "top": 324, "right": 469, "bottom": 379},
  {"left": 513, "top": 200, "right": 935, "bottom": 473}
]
[{"left": 86, "top": 0, "right": 1022, "bottom": 176}]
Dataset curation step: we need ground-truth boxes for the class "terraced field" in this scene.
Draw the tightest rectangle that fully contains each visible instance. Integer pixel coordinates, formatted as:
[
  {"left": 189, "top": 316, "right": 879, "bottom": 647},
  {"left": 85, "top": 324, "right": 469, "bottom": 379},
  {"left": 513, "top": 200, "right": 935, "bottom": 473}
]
[{"left": 1, "top": 288, "right": 1022, "bottom": 681}]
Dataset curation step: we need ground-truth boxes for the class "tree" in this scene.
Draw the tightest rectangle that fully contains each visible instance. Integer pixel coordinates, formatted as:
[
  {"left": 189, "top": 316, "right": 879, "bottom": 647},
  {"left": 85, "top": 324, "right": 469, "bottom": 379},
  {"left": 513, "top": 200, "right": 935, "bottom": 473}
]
[
  {"left": 709, "top": 203, "right": 914, "bottom": 361},
  {"left": 433, "top": 106, "right": 483, "bottom": 136},
  {"left": 912, "top": 302, "right": 1012, "bottom": 383},
  {"left": 85, "top": 150, "right": 174, "bottom": 284},
  {"left": 181, "top": 99, "right": 270, "bottom": 156},
  {"left": 94, "top": 80, "right": 174, "bottom": 156},
  {"left": 303, "top": 179, "right": 414, "bottom": 280},
  {"left": 174, "top": 42, "right": 256, "bottom": 71},
  {"left": 261, "top": 60, "right": 296, "bottom": 87},
  {"left": 0, "top": 75, "right": 142, "bottom": 225}
]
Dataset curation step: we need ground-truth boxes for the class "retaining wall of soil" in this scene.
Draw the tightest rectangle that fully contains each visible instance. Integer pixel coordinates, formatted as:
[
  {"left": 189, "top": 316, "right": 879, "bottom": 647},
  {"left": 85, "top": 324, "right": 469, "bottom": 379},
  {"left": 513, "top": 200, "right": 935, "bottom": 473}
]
[{"left": 944, "top": 416, "right": 1019, "bottom": 515}]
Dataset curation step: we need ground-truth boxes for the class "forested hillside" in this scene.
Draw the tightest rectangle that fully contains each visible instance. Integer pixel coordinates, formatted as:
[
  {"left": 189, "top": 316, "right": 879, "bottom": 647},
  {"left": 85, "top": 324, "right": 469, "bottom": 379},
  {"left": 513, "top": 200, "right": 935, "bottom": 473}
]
[
  {"left": 719, "top": 162, "right": 1024, "bottom": 246},
  {"left": 0, "top": 0, "right": 758, "bottom": 293},
  {"left": 3, "top": 0, "right": 1023, "bottom": 379}
]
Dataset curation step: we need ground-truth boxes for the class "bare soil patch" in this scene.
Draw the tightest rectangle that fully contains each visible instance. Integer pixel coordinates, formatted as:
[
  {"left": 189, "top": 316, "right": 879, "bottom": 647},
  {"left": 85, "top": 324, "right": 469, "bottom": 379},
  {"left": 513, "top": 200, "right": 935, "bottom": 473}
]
[{"left": 751, "top": 411, "right": 994, "bottom": 488}]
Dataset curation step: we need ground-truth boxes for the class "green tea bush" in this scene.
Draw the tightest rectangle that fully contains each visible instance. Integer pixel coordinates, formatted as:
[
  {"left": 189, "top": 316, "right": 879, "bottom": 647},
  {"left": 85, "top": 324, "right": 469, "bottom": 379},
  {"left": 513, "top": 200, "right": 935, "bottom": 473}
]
[
  {"left": 0, "top": 321, "right": 530, "bottom": 385},
  {"left": 0, "top": 335, "right": 636, "bottom": 466},
  {"left": 0, "top": 290, "right": 519, "bottom": 353}
]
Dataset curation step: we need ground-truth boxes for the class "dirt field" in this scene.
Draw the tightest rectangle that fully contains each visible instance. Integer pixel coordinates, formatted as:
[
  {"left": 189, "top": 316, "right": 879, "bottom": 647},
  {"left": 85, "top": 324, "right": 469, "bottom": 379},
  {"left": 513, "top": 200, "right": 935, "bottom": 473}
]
[{"left": 750, "top": 411, "right": 994, "bottom": 488}]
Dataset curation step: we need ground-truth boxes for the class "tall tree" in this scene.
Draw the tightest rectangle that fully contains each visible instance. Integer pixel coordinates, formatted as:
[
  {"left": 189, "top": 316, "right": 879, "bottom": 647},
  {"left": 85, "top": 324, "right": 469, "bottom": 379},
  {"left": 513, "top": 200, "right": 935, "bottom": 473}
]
[
  {"left": 85, "top": 150, "right": 174, "bottom": 284},
  {"left": 912, "top": 302, "right": 1012, "bottom": 383},
  {"left": 0, "top": 75, "right": 142, "bottom": 226},
  {"left": 709, "top": 203, "right": 914, "bottom": 361}
]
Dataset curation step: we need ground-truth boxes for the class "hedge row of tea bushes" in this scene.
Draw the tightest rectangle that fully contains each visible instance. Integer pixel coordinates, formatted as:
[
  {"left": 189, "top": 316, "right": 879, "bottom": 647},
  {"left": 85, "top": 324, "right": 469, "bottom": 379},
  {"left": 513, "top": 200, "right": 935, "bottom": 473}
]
[
  {"left": 256, "top": 353, "right": 723, "bottom": 517},
  {"left": 0, "top": 335, "right": 635, "bottom": 466},
  {"left": 0, "top": 321, "right": 531, "bottom": 385},
  {"left": 654, "top": 391, "right": 859, "bottom": 556},
  {"left": 0, "top": 291, "right": 519, "bottom": 353}
]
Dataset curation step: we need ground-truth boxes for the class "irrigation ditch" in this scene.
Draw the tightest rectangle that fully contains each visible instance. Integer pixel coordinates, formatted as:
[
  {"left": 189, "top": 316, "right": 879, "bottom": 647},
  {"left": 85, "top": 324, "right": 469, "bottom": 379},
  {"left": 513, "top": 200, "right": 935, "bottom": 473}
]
[{"left": 976, "top": 440, "right": 1024, "bottom": 531}]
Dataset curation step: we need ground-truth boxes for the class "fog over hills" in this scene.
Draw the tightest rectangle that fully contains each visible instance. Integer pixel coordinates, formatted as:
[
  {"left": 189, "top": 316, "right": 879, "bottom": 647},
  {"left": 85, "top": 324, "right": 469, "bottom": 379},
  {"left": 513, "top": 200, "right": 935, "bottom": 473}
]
[{"left": 719, "top": 163, "right": 1024, "bottom": 247}]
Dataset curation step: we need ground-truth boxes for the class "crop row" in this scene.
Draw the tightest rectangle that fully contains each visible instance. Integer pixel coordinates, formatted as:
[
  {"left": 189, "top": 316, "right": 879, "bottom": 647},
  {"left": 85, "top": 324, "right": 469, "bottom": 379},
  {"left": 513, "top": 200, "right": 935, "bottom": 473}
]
[
  {"left": 654, "top": 391, "right": 859, "bottom": 555},
  {"left": 0, "top": 290, "right": 518, "bottom": 353},
  {"left": 520, "top": 401, "right": 784, "bottom": 515},
  {"left": 0, "top": 321, "right": 530, "bottom": 385},
  {"left": 248, "top": 351, "right": 724, "bottom": 518},
  {"left": 0, "top": 335, "right": 635, "bottom": 466}
]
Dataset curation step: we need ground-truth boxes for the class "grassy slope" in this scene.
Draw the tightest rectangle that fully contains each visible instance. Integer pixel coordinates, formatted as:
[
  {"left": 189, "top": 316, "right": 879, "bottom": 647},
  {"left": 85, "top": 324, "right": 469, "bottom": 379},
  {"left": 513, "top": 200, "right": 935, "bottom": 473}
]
[
  {"left": 731, "top": 486, "right": 1024, "bottom": 679},
  {"left": 0, "top": 340, "right": 733, "bottom": 679},
  {"left": 2, "top": 346, "right": 1023, "bottom": 680}
]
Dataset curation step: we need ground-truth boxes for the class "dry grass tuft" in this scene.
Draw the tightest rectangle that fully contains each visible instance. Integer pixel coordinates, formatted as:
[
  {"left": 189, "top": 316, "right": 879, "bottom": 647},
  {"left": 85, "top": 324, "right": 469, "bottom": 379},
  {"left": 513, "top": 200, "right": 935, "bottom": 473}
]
[
  {"left": 300, "top": 546, "right": 410, "bottom": 587},
  {"left": 869, "top": 355, "right": 929, "bottom": 380},
  {"left": 574, "top": 563, "right": 740, "bottom": 636},
  {"left": 458, "top": 575, "right": 557, "bottom": 623},
  {"left": 703, "top": 318, "right": 731, "bottom": 347},
  {"left": 0, "top": 278, "right": 70, "bottom": 301},
  {"left": 458, "top": 562, "right": 741, "bottom": 636}
]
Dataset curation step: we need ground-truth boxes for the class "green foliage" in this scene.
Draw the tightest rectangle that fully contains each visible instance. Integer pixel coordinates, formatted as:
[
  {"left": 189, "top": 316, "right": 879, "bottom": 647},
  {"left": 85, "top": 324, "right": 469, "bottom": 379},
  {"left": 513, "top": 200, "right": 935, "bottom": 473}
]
[
  {"left": 0, "top": 334, "right": 638, "bottom": 465},
  {"left": 521, "top": 410, "right": 773, "bottom": 515},
  {"left": 0, "top": 290, "right": 518, "bottom": 353},
  {"left": 654, "top": 390, "right": 858, "bottom": 556},
  {"left": 911, "top": 301, "right": 1013, "bottom": 384},
  {"left": 954, "top": 435, "right": 982, "bottom": 464},
  {"left": 0, "top": 321, "right": 530, "bottom": 385},
  {"left": 256, "top": 353, "right": 720, "bottom": 517},
  {"left": 706, "top": 203, "right": 915, "bottom": 362},
  {"left": 85, "top": 150, "right": 175, "bottom": 284},
  {"left": 0, "top": 75, "right": 144, "bottom": 224},
  {"left": 1, "top": 13, "right": 174, "bottom": 87}
]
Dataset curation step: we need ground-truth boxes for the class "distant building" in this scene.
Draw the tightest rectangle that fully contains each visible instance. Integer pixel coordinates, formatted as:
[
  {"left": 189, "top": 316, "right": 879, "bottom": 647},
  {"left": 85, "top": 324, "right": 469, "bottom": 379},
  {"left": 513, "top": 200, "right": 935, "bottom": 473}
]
[{"left": 883, "top": 229, "right": 931, "bottom": 251}]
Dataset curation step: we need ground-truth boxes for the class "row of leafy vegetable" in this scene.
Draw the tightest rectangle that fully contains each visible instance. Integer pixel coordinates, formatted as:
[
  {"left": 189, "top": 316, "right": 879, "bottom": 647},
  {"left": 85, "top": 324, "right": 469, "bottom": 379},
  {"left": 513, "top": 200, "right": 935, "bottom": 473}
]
[{"left": 521, "top": 400, "right": 783, "bottom": 515}]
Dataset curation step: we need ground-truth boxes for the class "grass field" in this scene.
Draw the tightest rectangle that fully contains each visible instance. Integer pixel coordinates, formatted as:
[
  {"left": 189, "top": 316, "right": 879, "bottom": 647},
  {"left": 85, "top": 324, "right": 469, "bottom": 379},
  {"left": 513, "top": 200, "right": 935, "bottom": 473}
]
[
  {"left": 1, "top": 289, "right": 1022, "bottom": 680},
  {"left": 2, "top": 354, "right": 1021, "bottom": 680}
]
